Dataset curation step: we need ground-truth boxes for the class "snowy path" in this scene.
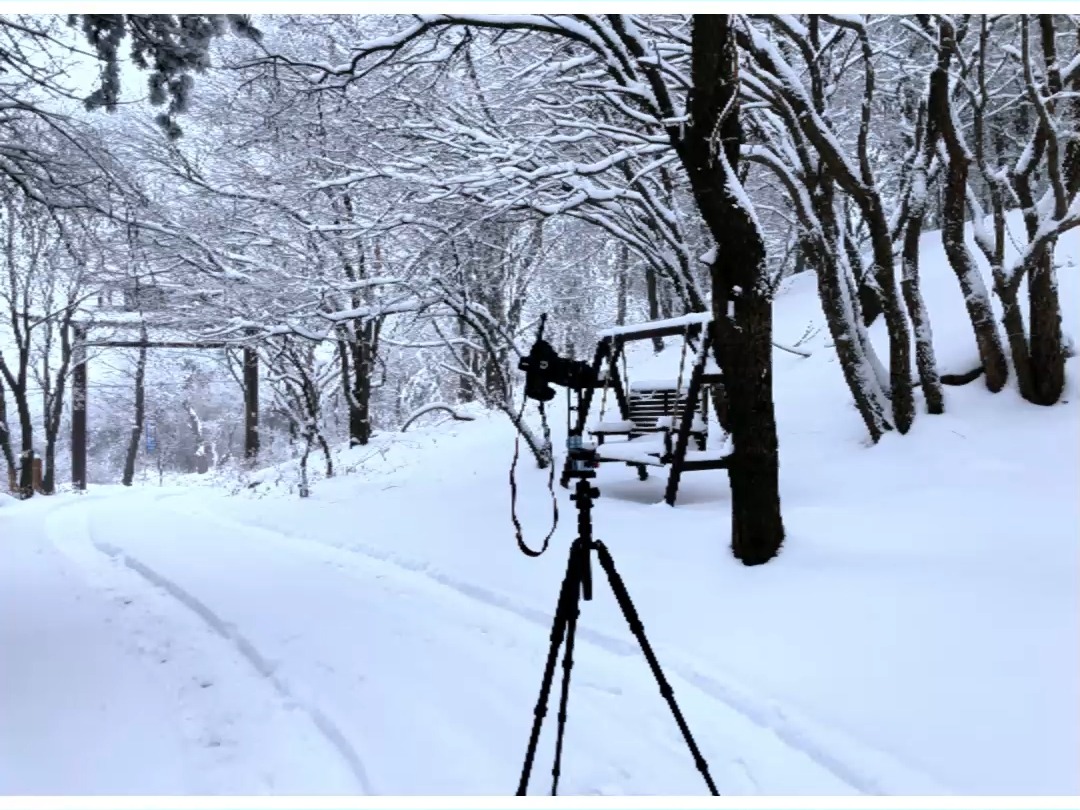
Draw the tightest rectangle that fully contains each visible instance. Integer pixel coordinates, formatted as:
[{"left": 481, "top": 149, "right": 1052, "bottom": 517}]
[
  {"left": 14, "top": 489, "right": 953, "bottom": 795},
  {"left": 0, "top": 496, "right": 359, "bottom": 794}
]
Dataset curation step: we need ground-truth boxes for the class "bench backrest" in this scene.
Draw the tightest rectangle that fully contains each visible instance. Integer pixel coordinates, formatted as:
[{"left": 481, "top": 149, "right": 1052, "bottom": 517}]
[{"left": 627, "top": 386, "right": 693, "bottom": 434}]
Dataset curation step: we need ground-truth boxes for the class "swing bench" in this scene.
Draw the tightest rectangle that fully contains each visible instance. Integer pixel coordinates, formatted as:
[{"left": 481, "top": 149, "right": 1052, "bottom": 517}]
[{"left": 562, "top": 312, "right": 733, "bottom": 506}]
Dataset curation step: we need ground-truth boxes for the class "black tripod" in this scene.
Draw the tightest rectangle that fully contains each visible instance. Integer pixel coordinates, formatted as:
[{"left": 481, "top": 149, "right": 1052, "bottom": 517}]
[{"left": 516, "top": 448, "right": 719, "bottom": 796}]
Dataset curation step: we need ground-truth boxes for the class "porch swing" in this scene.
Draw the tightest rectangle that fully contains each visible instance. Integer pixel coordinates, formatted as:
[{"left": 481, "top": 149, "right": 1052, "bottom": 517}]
[{"left": 561, "top": 312, "right": 734, "bottom": 506}]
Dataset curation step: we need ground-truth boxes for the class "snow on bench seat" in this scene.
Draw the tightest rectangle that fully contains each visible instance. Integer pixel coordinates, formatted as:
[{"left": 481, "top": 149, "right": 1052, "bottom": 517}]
[
  {"left": 629, "top": 379, "right": 686, "bottom": 392},
  {"left": 590, "top": 419, "right": 636, "bottom": 434},
  {"left": 684, "top": 448, "right": 733, "bottom": 464},
  {"left": 594, "top": 439, "right": 667, "bottom": 467},
  {"left": 654, "top": 415, "right": 707, "bottom": 433}
]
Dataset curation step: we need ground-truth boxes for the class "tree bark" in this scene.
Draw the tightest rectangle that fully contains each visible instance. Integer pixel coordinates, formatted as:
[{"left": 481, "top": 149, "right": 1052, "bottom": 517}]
[
  {"left": 804, "top": 231, "right": 894, "bottom": 441},
  {"left": 41, "top": 313, "right": 76, "bottom": 494},
  {"left": 898, "top": 105, "right": 945, "bottom": 415},
  {"left": 616, "top": 243, "right": 629, "bottom": 326},
  {"left": 681, "top": 14, "right": 784, "bottom": 565},
  {"left": 0, "top": 378, "right": 14, "bottom": 488},
  {"left": 121, "top": 337, "right": 149, "bottom": 486},
  {"left": 186, "top": 403, "right": 210, "bottom": 474},
  {"left": 16, "top": 390, "right": 33, "bottom": 499},
  {"left": 929, "top": 21, "right": 1009, "bottom": 394},
  {"left": 1025, "top": 14, "right": 1068, "bottom": 404},
  {"left": 344, "top": 321, "right": 375, "bottom": 445},
  {"left": 644, "top": 264, "right": 665, "bottom": 353},
  {"left": 738, "top": 23, "right": 914, "bottom": 433}
]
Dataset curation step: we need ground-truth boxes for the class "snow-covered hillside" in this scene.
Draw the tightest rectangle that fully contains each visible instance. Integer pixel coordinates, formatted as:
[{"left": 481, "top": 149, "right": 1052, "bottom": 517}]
[{"left": 1, "top": 224, "right": 1077, "bottom": 795}]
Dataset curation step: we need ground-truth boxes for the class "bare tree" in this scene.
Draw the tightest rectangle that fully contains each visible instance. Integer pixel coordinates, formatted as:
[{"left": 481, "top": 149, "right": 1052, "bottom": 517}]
[{"left": 256, "top": 13, "right": 788, "bottom": 561}]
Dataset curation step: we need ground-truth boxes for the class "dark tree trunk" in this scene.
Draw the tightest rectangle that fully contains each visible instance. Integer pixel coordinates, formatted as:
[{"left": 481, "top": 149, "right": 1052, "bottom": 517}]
[
  {"left": 42, "top": 439, "right": 58, "bottom": 495},
  {"left": 318, "top": 431, "right": 334, "bottom": 478},
  {"left": 901, "top": 220, "right": 945, "bottom": 414},
  {"left": 616, "top": 243, "right": 629, "bottom": 326},
  {"left": 122, "top": 339, "right": 148, "bottom": 486},
  {"left": 298, "top": 434, "right": 312, "bottom": 498},
  {"left": 16, "top": 391, "right": 33, "bottom": 499},
  {"left": 900, "top": 223, "right": 945, "bottom": 414},
  {"left": 186, "top": 403, "right": 210, "bottom": 475},
  {"left": 347, "top": 322, "right": 375, "bottom": 445},
  {"left": 681, "top": 14, "right": 784, "bottom": 565},
  {"left": 1014, "top": 175, "right": 1063, "bottom": 405},
  {"left": 737, "top": 23, "right": 913, "bottom": 434},
  {"left": 899, "top": 104, "right": 945, "bottom": 415},
  {"left": 41, "top": 314, "right": 75, "bottom": 495},
  {"left": 1025, "top": 14, "right": 1068, "bottom": 405},
  {"left": 1028, "top": 251, "right": 1065, "bottom": 405},
  {"left": 71, "top": 323, "right": 88, "bottom": 491},
  {"left": 928, "top": 26, "right": 1010, "bottom": 395},
  {"left": 456, "top": 317, "right": 475, "bottom": 403},
  {"left": 243, "top": 343, "right": 259, "bottom": 462},
  {"left": 0, "top": 378, "right": 15, "bottom": 488},
  {"left": 866, "top": 201, "right": 915, "bottom": 434},
  {"left": 804, "top": 231, "right": 893, "bottom": 442},
  {"left": 644, "top": 264, "right": 665, "bottom": 353}
]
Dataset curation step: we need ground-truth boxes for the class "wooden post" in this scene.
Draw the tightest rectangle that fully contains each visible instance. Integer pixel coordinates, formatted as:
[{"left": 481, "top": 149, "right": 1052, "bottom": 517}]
[
  {"left": 243, "top": 343, "right": 259, "bottom": 462},
  {"left": 71, "top": 323, "right": 88, "bottom": 491},
  {"left": 31, "top": 457, "right": 42, "bottom": 494},
  {"left": 665, "top": 329, "right": 711, "bottom": 507}
]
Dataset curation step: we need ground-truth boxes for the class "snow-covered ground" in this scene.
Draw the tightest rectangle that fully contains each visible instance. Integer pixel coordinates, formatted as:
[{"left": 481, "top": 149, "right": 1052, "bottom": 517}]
[{"left": 1, "top": 226, "right": 1077, "bottom": 795}]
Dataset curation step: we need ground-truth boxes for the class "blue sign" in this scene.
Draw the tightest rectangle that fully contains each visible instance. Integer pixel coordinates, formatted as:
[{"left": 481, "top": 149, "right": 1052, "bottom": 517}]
[{"left": 146, "top": 420, "right": 157, "bottom": 453}]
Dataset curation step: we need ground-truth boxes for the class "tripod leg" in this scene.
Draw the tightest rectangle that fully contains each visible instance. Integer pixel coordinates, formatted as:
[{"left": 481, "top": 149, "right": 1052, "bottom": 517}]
[
  {"left": 593, "top": 540, "right": 720, "bottom": 796},
  {"left": 517, "top": 539, "right": 585, "bottom": 796},
  {"left": 549, "top": 576, "right": 582, "bottom": 795}
]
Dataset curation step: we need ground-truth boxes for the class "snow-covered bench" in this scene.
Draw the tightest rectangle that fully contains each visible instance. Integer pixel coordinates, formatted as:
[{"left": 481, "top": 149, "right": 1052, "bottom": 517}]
[{"left": 590, "top": 380, "right": 707, "bottom": 452}]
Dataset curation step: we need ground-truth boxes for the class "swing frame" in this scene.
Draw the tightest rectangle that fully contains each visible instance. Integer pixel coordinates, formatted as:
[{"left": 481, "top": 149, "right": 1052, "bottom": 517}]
[{"left": 561, "top": 314, "right": 732, "bottom": 506}]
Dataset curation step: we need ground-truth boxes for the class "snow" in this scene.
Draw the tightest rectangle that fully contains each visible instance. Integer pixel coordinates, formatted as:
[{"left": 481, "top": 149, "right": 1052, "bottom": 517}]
[
  {"left": 628, "top": 378, "right": 687, "bottom": 391},
  {"left": 589, "top": 419, "right": 635, "bottom": 433},
  {"left": 597, "top": 310, "right": 711, "bottom": 338},
  {"left": 1, "top": 225, "right": 1078, "bottom": 795}
]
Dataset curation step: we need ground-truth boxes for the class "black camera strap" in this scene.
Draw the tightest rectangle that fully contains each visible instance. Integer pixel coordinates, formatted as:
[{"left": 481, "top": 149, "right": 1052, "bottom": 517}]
[{"left": 509, "top": 395, "right": 560, "bottom": 557}]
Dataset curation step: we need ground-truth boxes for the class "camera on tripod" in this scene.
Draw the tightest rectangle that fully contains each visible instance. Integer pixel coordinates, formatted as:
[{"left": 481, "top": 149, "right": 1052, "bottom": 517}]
[
  {"left": 517, "top": 334, "right": 596, "bottom": 402},
  {"left": 518, "top": 315, "right": 600, "bottom": 477},
  {"left": 510, "top": 311, "right": 719, "bottom": 797}
]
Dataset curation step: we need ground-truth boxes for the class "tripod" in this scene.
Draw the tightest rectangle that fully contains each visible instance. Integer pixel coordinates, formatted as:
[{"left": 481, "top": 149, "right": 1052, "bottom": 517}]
[{"left": 515, "top": 452, "right": 719, "bottom": 796}]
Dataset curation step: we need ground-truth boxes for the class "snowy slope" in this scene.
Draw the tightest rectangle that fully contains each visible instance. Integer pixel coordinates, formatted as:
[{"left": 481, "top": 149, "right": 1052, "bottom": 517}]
[{"left": 1, "top": 222, "right": 1077, "bottom": 795}]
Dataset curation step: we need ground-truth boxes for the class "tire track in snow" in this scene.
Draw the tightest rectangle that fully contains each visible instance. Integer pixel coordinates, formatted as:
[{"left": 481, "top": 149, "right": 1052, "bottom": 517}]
[
  {"left": 92, "top": 542, "right": 376, "bottom": 795},
  {"left": 156, "top": 496, "right": 950, "bottom": 795},
  {"left": 56, "top": 499, "right": 375, "bottom": 795}
]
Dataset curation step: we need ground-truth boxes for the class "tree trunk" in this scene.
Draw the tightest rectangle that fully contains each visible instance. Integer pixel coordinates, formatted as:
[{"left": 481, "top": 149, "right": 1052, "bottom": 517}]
[
  {"left": 927, "top": 34, "right": 1010, "bottom": 394},
  {"left": 456, "top": 318, "right": 476, "bottom": 403},
  {"left": 318, "top": 431, "right": 334, "bottom": 478},
  {"left": 616, "top": 243, "right": 629, "bottom": 326},
  {"left": 683, "top": 14, "right": 784, "bottom": 565},
  {"left": 42, "top": 438, "right": 58, "bottom": 495},
  {"left": 0, "top": 379, "right": 15, "bottom": 488},
  {"left": 298, "top": 434, "right": 312, "bottom": 498},
  {"left": 71, "top": 324, "right": 88, "bottom": 491},
  {"left": 186, "top": 403, "right": 210, "bottom": 474},
  {"left": 1025, "top": 14, "right": 1068, "bottom": 405},
  {"left": 1028, "top": 248, "right": 1066, "bottom": 405},
  {"left": 346, "top": 322, "right": 375, "bottom": 445},
  {"left": 805, "top": 233, "right": 894, "bottom": 441},
  {"left": 122, "top": 340, "right": 148, "bottom": 486},
  {"left": 16, "top": 391, "right": 33, "bottom": 499},
  {"left": 644, "top": 264, "right": 665, "bottom": 353},
  {"left": 867, "top": 202, "right": 915, "bottom": 434},
  {"left": 900, "top": 224, "right": 945, "bottom": 414}
]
